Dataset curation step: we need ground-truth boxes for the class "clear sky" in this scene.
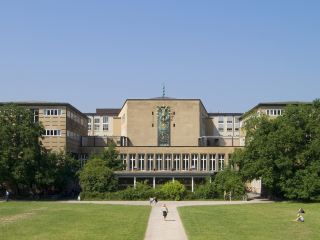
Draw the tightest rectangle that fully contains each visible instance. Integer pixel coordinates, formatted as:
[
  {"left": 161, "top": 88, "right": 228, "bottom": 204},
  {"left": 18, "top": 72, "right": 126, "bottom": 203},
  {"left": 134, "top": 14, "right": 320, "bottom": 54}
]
[{"left": 0, "top": 1, "right": 319, "bottom": 113}]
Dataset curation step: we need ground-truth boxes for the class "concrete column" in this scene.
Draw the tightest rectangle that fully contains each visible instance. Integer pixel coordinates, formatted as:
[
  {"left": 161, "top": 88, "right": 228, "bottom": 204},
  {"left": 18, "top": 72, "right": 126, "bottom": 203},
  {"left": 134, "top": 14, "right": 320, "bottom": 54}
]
[
  {"left": 134, "top": 176, "right": 136, "bottom": 189},
  {"left": 191, "top": 177, "right": 194, "bottom": 192},
  {"left": 179, "top": 154, "right": 182, "bottom": 171},
  {"left": 188, "top": 154, "right": 191, "bottom": 171},
  {"left": 153, "top": 177, "right": 156, "bottom": 189}
]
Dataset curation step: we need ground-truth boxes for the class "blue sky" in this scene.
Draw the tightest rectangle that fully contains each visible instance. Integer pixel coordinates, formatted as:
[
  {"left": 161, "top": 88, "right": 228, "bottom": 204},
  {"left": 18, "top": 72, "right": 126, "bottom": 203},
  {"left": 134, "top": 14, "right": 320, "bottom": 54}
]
[{"left": 0, "top": 1, "right": 319, "bottom": 113}]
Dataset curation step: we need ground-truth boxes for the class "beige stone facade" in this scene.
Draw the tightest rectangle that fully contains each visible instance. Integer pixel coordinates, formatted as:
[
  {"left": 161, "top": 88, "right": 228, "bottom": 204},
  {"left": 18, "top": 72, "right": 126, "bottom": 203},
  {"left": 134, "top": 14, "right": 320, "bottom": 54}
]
[{"left": 82, "top": 98, "right": 243, "bottom": 174}]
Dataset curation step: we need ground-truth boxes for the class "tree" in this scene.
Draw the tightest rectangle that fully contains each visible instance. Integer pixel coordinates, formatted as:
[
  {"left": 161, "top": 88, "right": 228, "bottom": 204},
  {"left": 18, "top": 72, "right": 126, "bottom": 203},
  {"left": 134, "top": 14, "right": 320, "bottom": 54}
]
[
  {"left": 233, "top": 100, "right": 320, "bottom": 200},
  {"left": 214, "top": 169, "right": 245, "bottom": 199},
  {"left": 0, "top": 104, "right": 44, "bottom": 193},
  {"left": 100, "top": 142, "right": 124, "bottom": 171},
  {"left": 79, "top": 158, "right": 118, "bottom": 193}
]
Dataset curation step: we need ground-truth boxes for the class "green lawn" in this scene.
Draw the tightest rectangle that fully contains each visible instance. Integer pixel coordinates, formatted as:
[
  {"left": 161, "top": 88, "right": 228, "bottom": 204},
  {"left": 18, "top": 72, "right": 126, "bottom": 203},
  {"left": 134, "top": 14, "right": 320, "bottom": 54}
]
[
  {"left": 179, "top": 202, "right": 320, "bottom": 240},
  {"left": 0, "top": 201, "right": 150, "bottom": 240}
]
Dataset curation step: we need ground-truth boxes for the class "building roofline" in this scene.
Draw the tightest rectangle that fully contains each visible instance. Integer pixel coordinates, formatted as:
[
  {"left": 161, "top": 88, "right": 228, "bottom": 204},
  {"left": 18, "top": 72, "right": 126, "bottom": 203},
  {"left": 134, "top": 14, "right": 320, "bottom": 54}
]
[
  {"left": 208, "top": 112, "right": 243, "bottom": 117},
  {"left": 240, "top": 101, "right": 311, "bottom": 120},
  {"left": 0, "top": 101, "right": 88, "bottom": 118},
  {"left": 119, "top": 98, "right": 209, "bottom": 115}
]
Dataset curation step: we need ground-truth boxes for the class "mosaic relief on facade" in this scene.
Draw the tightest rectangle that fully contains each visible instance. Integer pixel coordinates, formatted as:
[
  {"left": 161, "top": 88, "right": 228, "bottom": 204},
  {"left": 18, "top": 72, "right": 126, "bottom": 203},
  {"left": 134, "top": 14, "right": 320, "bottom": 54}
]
[{"left": 157, "top": 106, "right": 170, "bottom": 146}]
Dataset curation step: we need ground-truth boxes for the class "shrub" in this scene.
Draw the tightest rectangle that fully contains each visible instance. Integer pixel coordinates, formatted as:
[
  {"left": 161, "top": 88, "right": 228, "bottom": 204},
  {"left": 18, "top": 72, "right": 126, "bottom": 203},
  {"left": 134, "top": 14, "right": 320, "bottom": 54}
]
[
  {"left": 160, "top": 181, "right": 186, "bottom": 200},
  {"left": 194, "top": 181, "right": 217, "bottom": 199},
  {"left": 214, "top": 169, "right": 245, "bottom": 199},
  {"left": 79, "top": 158, "right": 118, "bottom": 193}
]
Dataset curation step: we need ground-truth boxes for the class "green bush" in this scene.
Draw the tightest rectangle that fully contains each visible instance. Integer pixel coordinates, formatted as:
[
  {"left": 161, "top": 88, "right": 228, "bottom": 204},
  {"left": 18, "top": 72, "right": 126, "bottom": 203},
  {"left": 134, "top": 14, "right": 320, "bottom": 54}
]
[
  {"left": 214, "top": 169, "right": 245, "bottom": 199},
  {"left": 194, "top": 181, "right": 217, "bottom": 199},
  {"left": 160, "top": 181, "right": 186, "bottom": 200},
  {"left": 79, "top": 158, "right": 118, "bottom": 193}
]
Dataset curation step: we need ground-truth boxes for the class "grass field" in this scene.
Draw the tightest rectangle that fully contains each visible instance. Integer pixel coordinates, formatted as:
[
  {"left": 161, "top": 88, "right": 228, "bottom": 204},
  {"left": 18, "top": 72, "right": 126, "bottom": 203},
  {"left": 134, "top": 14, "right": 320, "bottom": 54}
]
[
  {"left": 0, "top": 201, "right": 150, "bottom": 240},
  {"left": 179, "top": 202, "right": 320, "bottom": 240}
]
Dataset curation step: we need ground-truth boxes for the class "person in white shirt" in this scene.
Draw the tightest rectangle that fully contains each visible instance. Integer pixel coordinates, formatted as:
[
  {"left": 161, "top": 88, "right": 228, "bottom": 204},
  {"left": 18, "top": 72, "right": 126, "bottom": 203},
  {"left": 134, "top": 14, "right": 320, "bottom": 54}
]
[{"left": 161, "top": 204, "right": 168, "bottom": 220}]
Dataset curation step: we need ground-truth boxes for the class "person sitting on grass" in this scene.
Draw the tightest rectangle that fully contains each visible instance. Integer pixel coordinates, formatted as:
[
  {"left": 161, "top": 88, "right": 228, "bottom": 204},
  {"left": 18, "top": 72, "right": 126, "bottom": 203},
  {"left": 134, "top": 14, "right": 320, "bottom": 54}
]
[{"left": 295, "top": 214, "right": 304, "bottom": 222}]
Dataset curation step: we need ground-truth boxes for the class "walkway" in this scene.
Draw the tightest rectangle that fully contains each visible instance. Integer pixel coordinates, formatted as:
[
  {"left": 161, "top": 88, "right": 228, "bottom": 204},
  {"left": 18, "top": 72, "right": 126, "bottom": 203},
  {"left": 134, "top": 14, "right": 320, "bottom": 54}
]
[{"left": 63, "top": 199, "right": 272, "bottom": 240}]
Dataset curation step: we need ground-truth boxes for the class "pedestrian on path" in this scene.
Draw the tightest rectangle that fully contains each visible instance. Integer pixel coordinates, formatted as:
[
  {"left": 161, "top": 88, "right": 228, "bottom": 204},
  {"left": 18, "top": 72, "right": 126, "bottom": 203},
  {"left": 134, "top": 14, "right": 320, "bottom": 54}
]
[
  {"left": 5, "top": 190, "right": 10, "bottom": 202},
  {"left": 161, "top": 204, "right": 169, "bottom": 220}
]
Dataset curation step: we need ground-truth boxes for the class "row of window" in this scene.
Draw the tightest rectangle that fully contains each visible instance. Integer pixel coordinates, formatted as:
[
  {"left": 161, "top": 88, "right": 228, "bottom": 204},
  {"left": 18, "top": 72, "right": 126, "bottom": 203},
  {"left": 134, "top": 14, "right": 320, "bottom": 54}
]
[
  {"left": 44, "top": 109, "right": 62, "bottom": 116},
  {"left": 266, "top": 109, "right": 284, "bottom": 116},
  {"left": 67, "top": 110, "right": 86, "bottom": 126},
  {"left": 88, "top": 123, "right": 109, "bottom": 131},
  {"left": 88, "top": 116, "right": 109, "bottom": 124},
  {"left": 120, "top": 153, "right": 226, "bottom": 171},
  {"left": 44, "top": 129, "right": 61, "bottom": 136},
  {"left": 88, "top": 116, "right": 110, "bottom": 131},
  {"left": 67, "top": 130, "right": 81, "bottom": 141},
  {"left": 218, "top": 126, "right": 240, "bottom": 132},
  {"left": 218, "top": 116, "right": 240, "bottom": 124}
]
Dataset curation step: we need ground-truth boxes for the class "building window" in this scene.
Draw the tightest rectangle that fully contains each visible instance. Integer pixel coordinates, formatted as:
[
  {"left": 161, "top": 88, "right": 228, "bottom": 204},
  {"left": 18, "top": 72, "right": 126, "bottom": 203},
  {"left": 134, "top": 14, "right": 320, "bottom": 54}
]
[
  {"left": 234, "top": 127, "right": 239, "bottom": 131},
  {"left": 218, "top": 154, "right": 225, "bottom": 171},
  {"left": 31, "top": 109, "right": 39, "bottom": 123},
  {"left": 235, "top": 117, "right": 240, "bottom": 123},
  {"left": 94, "top": 118, "right": 100, "bottom": 123},
  {"left": 94, "top": 124, "right": 99, "bottom": 131},
  {"left": 227, "top": 128, "right": 233, "bottom": 132},
  {"left": 44, "top": 129, "right": 61, "bottom": 136},
  {"left": 218, "top": 116, "right": 224, "bottom": 123},
  {"left": 103, "top": 124, "right": 109, "bottom": 130},
  {"left": 164, "top": 154, "right": 171, "bottom": 171},
  {"left": 227, "top": 116, "right": 233, "bottom": 123},
  {"left": 173, "top": 154, "right": 180, "bottom": 171},
  {"left": 138, "top": 154, "right": 145, "bottom": 171},
  {"left": 147, "top": 154, "right": 154, "bottom": 171},
  {"left": 120, "top": 154, "right": 127, "bottom": 170},
  {"left": 129, "top": 154, "right": 136, "bottom": 171},
  {"left": 209, "top": 154, "right": 216, "bottom": 171},
  {"left": 44, "top": 109, "right": 61, "bottom": 116},
  {"left": 182, "top": 154, "right": 189, "bottom": 171},
  {"left": 200, "top": 154, "right": 207, "bottom": 171},
  {"left": 103, "top": 116, "right": 109, "bottom": 123},
  {"left": 156, "top": 154, "right": 162, "bottom": 170},
  {"left": 88, "top": 124, "right": 92, "bottom": 130},
  {"left": 88, "top": 118, "right": 92, "bottom": 123},
  {"left": 191, "top": 154, "right": 198, "bottom": 170}
]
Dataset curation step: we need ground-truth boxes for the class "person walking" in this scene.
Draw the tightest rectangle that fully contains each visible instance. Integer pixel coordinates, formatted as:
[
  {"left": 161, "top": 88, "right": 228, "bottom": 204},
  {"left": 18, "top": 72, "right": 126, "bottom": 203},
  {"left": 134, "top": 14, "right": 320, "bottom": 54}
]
[
  {"left": 5, "top": 190, "right": 10, "bottom": 202},
  {"left": 161, "top": 204, "right": 169, "bottom": 220}
]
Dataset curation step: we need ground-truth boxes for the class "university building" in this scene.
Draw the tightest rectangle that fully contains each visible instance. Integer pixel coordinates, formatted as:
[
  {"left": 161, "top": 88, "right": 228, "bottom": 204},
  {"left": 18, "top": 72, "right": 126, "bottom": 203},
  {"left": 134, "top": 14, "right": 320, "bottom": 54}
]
[{"left": 1, "top": 99, "right": 304, "bottom": 191}]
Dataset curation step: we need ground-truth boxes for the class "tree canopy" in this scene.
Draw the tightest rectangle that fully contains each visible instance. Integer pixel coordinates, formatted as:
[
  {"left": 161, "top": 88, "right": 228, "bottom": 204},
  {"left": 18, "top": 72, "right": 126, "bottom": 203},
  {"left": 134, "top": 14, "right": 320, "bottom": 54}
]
[
  {"left": 232, "top": 100, "right": 320, "bottom": 200},
  {"left": 0, "top": 104, "right": 79, "bottom": 196}
]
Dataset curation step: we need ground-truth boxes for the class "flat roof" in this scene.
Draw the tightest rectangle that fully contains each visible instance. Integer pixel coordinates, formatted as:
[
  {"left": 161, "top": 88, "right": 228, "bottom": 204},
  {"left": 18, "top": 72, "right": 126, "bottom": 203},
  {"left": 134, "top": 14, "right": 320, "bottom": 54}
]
[
  {"left": 0, "top": 101, "right": 88, "bottom": 118},
  {"left": 240, "top": 101, "right": 311, "bottom": 119},
  {"left": 85, "top": 108, "right": 121, "bottom": 116},
  {"left": 208, "top": 112, "right": 243, "bottom": 117},
  {"left": 120, "top": 98, "right": 209, "bottom": 115}
]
